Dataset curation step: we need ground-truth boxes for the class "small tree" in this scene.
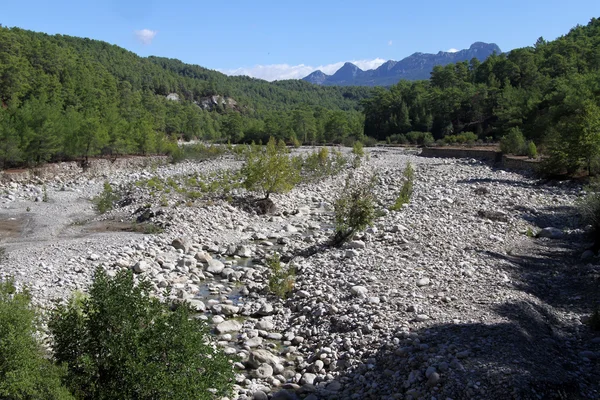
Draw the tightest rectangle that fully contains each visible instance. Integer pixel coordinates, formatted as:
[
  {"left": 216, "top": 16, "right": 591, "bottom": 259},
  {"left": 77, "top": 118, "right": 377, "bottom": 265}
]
[
  {"left": 242, "top": 137, "right": 299, "bottom": 199},
  {"left": 527, "top": 141, "right": 538, "bottom": 159},
  {"left": 333, "top": 173, "right": 377, "bottom": 245},
  {"left": 0, "top": 279, "right": 73, "bottom": 399},
  {"left": 500, "top": 127, "right": 526, "bottom": 155},
  {"left": 390, "top": 161, "right": 415, "bottom": 211},
  {"left": 49, "top": 268, "right": 233, "bottom": 400}
]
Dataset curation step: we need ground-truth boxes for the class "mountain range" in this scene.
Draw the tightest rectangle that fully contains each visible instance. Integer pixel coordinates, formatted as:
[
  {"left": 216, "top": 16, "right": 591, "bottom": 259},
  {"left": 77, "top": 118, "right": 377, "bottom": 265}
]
[{"left": 302, "top": 42, "right": 502, "bottom": 86}]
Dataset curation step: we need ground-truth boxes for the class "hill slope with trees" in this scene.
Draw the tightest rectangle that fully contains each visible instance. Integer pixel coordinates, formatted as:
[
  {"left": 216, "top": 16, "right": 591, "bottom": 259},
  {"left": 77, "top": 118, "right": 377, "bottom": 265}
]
[
  {"left": 362, "top": 17, "right": 600, "bottom": 174},
  {"left": 0, "top": 27, "right": 372, "bottom": 168}
]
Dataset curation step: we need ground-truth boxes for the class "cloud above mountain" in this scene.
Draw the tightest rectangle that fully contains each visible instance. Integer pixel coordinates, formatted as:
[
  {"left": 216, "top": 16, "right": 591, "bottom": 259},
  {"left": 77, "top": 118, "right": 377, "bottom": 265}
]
[
  {"left": 134, "top": 29, "right": 157, "bottom": 45},
  {"left": 221, "top": 58, "right": 387, "bottom": 82}
]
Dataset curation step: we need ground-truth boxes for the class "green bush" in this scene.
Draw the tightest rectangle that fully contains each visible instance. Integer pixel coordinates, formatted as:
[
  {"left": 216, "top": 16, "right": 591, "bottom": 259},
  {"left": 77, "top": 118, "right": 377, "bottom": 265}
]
[
  {"left": 49, "top": 268, "right": 233, "bottom": 400},
  {"left": 406, "top": 131, "right": 434, "bottom": 146},
  {"left": 443, "top": 131, "right": 478, "bottom": 144},
  {"left": 266, "top": 254, "right": 295, "bottom": 298},
  {"left": 527, "top": 141, "right": 538, "bottom": 159},
  {"left": 0, "top": 279, "right": 73, "bottom": 400},
  {"left": 352, "top": 141, "right": 364, "bottom": 157},
  {"left": 500, "top": 127, "right": 527, "bottom": 155},
  {"left": 578, "top": 178, "right": 600, "bottom": 247},
  {"left": 333, "top": 174, "right": 377, "bottom": 245},
  {"left": 390, "top": 161, "right": 415, "bottom": 211},
  {"left": 92, "top": 181, "right": 120, "bottom": 214},
  {"left": 242, "top": 137, "right": 299, "bottom": 199}
]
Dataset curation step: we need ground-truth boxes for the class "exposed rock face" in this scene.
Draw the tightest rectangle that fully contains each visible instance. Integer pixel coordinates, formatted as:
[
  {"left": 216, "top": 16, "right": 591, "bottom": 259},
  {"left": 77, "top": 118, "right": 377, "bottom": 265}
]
[
  {"left": 198, "top": 95, "right": 237, "bottom": 111},
  {"left": 166, "top": 93, "right": 180, "bottom": 101}
]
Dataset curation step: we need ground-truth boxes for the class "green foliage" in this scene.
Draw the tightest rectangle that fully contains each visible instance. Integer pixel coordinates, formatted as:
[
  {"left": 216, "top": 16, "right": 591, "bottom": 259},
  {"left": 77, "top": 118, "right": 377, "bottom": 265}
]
[
  {"left": 352, "top": 141, "right": 365, "bottom": 157},
  {"left": 266, "top": 254, "right": 296, "bottom": 298},
  {"left": 443, "top": 131, "right": 478, "bottom": 145},
  {"left": 49, "top": 268, "right": 233, "bottom": 400},
  {"left": 500, "top": 127, "right": 527, "bottom": 155},
  {"left": 92, "top": 181, "right": 120, "bottom": 214},
  {"left": 333, "top": 173, "right": 377, "bottom": 245},
  {"left": 0, "top": 279, "right": 73, "bottom": 400},
  {"left": 170, "top": 142, "right": 226, "bottom": 163},
  {"left": 241, "top": 137, "right": 299, "bottom": 199},
  {"left": 390, "top": 162, "right": 415, "bottom": 211},
  {"left": 298, "top": 147, "right": 347, "bottom": 183},
  {"left": 0, "top": 26, "right": 374, "bottom": 168},
  {"left": 527, "top": 141, "right": 538, "bottom": 159}
]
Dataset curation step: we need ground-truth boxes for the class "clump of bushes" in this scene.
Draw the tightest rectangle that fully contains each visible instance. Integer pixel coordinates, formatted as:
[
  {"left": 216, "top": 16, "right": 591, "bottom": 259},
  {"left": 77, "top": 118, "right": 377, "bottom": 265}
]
[
  {"left": 92, "top": 181, "right": 121, "bottom": 214},
  {"left": 266, "top": 254, "right": 296, "bottom": 298},
  {"left": 49, "top": 268, "right": 234, "bottom": 399},
  {"left": 0, "top": 279, "right": 73, "bottom": 399},
  {"left": 170, "top": 142, "right": 226, "bottom": 163},
  {"left": 578, "top": 178, "right": 600, "bottom": 249},
  {"left": 333, "top": 173, "right": 377, "bottom": 245},
  {"left": 527, "top": 141, "right": 538, "bottom": 159},
  {"left": 390, "top": 161, "right": 415, "bottom": 211},
  {"left": 500, "top": 127, "right": 527, "bottom": 155},
  {"left": 385, "top": 131, "right": 434, "bottom": 146},
  {"left": 352, "top": 141, "right": 364, "bottom": 157},
  {"left": 298, "top": 147, "right": 347, "bottom": 183},
  {"left": 443, "top": 131, "right": 478, "bottom": 145}
]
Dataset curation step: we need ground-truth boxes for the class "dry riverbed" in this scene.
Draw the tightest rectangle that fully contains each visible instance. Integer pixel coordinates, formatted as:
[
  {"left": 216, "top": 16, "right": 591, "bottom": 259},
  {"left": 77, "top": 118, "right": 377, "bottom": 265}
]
[{"left": 0, "top": 148, "right": 598, "bottom": 400}]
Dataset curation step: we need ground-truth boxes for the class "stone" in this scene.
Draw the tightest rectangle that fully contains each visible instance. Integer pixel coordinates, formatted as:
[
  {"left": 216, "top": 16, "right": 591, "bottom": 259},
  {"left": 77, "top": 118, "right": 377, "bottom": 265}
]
[
  {"left": 254, "top": 363, "right": 274, "bottom": 379},
  {"left": 345, "top": 249, "right": 360, "bottom": 258},
  {"left": 253, "top": 390, "right": 269, "bottom": 400},
  {"left": 215, "top": 320, "right": 243, "bottom": 334},
  {"left": 187, "top": 299, "right": 206, "bottom": 312},
  {"left": 257, "top": 303, "right": 274, "bottom": 316},
  {"left": 235, "top": 245, "right": 252, "bottom": 258},
  {"left": 415, "top": 314, "right": 430, "bottom": 322},
  {"left": 351, "top": 286, "right": 368, "bottom": 297},
  {"left": 256, "top": 319, "right": 275, "bottom": 330},
  {"left": 301, "top": 372, "right": 317, "bottom": 385},
  {"left": 220, "top": 304, "right": 240, "bottom": 316},
  {"left": 537, "top": 227, "right": 564, "bottom": 239},
  {"left": 581, "top": 250, "right": 595, "bottom": 260},
  {"left": 416, "top": 277, "right": 430, "bottom": 287},
  {"left": 171, "top": 237, "right": 191, "bottom": 252},
  {"left": 248, "top": 349, "right": 281, "bottom": 368},
  {"left": 194, "top": 251, "right": 212, "bottom": 263},
  {"left": 347, "top": 240, "right": 366, "bottom": 249},
  {"left": 133, "top": 260, "right": 148, "bottom": 274},
  {"left": 427, "top": 372, "right": 441, "bottom": 386},
  {"left": 206, "top": 259, "right": 225, "bottom": 274}
]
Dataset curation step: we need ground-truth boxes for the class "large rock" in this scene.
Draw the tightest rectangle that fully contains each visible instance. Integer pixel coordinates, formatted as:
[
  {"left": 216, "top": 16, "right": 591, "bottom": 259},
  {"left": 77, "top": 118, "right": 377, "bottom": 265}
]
[
  {"left": 171, "top": 237, "right": 191, "bottom": 253},
  {"left": 537, "top": 227, "right": 564, "bottom": 239},
  {"left": 215, "top": 319, "right": 243, "bottom": 334},
  {"left": 248, "top": 349, "right": 281, "bottom": 368},
  {"left": 206, "top": 259, "right": 225, "bottom": 274},
  {"left": 350, "top": 285, "right": 368, "bottom": 297}
]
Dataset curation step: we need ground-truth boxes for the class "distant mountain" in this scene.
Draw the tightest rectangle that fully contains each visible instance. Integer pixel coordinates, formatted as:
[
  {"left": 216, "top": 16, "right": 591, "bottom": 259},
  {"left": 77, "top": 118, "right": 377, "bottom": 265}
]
[{"left": 302, "top": 42, "right": 501, "bottom": 86}]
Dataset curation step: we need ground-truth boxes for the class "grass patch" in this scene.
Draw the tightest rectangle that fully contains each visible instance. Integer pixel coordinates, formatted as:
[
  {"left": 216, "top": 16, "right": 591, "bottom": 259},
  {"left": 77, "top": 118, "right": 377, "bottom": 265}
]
[
  {"left": 267, "top": 254, "right": 295, "bottom": 298},
  {"left": 390, "top": 161, "right": 415, "bottom": 211}
]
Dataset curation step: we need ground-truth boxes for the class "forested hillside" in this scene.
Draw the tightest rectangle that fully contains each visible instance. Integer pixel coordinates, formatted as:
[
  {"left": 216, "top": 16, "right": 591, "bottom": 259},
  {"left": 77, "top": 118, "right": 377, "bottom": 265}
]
[
  {"left": 362, "top": 17, "right": 600, "bottom": 173},
  {"left": 0, "top": 27, "right": 372, "bottom": 168}
]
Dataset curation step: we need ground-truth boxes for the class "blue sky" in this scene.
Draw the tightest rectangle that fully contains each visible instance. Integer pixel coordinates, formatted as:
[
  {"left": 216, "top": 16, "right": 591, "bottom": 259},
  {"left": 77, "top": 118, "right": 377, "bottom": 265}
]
[{"left": 2, "top": 0, "right": 599, "bottom": 81}]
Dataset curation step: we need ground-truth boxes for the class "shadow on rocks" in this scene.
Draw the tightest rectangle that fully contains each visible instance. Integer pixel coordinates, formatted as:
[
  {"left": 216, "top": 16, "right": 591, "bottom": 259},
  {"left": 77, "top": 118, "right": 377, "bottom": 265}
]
[{"left": 296, "top": 300, "right": 599, "bottom": 400}]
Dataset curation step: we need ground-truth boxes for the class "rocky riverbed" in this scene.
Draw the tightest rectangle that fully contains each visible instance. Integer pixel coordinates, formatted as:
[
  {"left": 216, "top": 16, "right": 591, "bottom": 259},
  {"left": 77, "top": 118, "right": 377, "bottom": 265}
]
[{"left": 1, "top": 148, "right": 599, "bottom": 399}]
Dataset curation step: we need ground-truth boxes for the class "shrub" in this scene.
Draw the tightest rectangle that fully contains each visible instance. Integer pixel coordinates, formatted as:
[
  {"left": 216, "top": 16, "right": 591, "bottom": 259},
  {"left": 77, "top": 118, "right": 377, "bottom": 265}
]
[
  {"left": 333, "top": 173, "right": 377, "bottom": 245},
  {"left": 49, "top": 268, "right": 233, "bottom": 400},
  {"left": 500, "top": 127, "right": 527, "bottom": 155},
  {"left": 390, "top": 161, "right": 415, "bottom": 211},
  {"left": 242, "top": 137, "right": 299, "bottom": 199},
  {"left": 352, "top": 141, "right": 364, "bottom": 157},
  {"left": 406, "top": 131, "right": 434, "bottom": 146},
  {"left": 0, "top": 279, "right": 73, "bottom": 400},
  {"left": 527, "top": 141, "right": 538, "bottom": 159},
  {"left": 266, "top": 254, "right": 295, "bottom": 298},
  {"left": 92, "top": 181, "right": 120, "bottom": 214}
]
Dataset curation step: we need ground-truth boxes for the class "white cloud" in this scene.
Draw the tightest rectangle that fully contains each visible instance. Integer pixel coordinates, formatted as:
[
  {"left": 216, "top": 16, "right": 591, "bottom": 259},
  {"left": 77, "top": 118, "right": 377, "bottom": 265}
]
[
  {"left": 221, "top": 58, "right": 387, "bottom": 82},
  {"left": 134, "top": 29, "right": 157, "bottom": 45},
  {"left": 388, "top": 40, "right": 393, "bottom": 46},
  {"left": 447, "top": 48, "right": 459, "bottom": 53}
]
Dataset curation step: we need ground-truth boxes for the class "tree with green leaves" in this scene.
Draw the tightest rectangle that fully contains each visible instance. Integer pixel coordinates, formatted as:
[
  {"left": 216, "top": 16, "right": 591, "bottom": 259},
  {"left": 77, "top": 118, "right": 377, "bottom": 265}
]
[
  {"left": 242, "top": 137, "right": 299, "bottom": 199},
  {"left": 0, "top": 279, "right": 73, "bottom": 400},
  {"left": 49, "top": 268, "right": 234, "bottom": 400}
]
